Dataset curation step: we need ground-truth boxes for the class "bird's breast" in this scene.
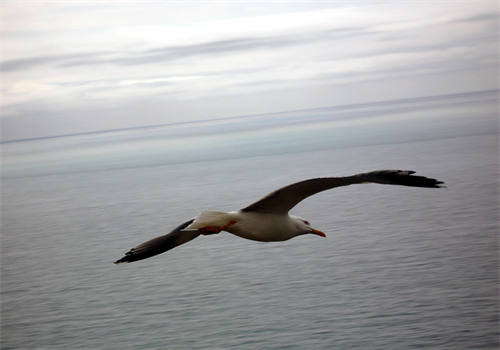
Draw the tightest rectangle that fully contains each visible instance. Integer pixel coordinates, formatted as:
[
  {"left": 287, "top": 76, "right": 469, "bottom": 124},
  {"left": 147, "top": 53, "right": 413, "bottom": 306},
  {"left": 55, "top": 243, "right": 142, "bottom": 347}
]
[{"left": 226, "top": 211, "right": 296, "bottom": 242}]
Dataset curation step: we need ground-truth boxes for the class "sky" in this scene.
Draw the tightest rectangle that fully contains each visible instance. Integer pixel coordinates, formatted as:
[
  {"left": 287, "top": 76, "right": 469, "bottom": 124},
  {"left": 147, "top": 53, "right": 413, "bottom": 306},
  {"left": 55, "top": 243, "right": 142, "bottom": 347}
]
[{"left": 1, "top": 0, "right": 498, "bottom": 141}]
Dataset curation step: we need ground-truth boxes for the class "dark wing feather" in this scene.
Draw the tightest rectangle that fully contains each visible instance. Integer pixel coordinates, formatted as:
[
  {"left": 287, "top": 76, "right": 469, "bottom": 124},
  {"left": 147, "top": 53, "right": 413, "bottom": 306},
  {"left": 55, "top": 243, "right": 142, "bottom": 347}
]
[
  {"left": 241, "top": 170, "right": 444, "bottom": 214},
  {"left": 114, "top": 219, "right": 197, "bottom": 264}
]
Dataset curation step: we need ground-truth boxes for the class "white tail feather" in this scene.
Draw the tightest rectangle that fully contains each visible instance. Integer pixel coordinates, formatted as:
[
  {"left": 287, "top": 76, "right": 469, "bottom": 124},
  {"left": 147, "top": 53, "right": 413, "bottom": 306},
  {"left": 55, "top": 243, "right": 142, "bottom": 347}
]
[{"left": 185, "top": 210, "right": 232, "bottom": 230}]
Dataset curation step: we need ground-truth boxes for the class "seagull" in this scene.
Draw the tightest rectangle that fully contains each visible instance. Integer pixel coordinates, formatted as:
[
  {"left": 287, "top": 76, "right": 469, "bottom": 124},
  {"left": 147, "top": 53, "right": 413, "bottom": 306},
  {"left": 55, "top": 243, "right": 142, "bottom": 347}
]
[{"left": 114, "top": 170, "right": 443, "bottom": 264}]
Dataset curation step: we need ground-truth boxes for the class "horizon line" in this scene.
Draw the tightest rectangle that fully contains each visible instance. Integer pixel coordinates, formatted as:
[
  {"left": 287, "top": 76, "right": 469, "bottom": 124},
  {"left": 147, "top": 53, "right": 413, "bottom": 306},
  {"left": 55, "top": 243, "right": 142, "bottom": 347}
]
[{"left": 1, "top": 88, "right": 497, "bottom": 144}]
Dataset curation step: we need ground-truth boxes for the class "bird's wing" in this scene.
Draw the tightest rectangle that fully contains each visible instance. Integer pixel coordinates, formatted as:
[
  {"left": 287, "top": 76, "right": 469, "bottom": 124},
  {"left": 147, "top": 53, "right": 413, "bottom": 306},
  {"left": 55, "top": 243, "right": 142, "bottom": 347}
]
[
  {"left": 241, "top": 170, "right": 444, "bottom": 214},
  {"left": 114, "top": 219, "right": 197, "bottom": 264}
]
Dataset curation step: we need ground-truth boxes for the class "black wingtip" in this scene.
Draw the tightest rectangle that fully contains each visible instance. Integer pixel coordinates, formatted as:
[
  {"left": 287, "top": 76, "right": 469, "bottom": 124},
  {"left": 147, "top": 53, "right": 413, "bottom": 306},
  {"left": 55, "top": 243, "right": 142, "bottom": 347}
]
[
  {"left": 114, "top": 248, "right": 142, "bottom": 264},
  {"left": 400, "top": 169, "right": 446, "bottom": 188},
  {"left": 114, "top": 257, "right": 130, "bottom": 264},
  {"left": 435, "top": 180, "right": 446, "bottom": 188},
  {"left": 367, "top": 170, "right": 445, "bottom": 188}
]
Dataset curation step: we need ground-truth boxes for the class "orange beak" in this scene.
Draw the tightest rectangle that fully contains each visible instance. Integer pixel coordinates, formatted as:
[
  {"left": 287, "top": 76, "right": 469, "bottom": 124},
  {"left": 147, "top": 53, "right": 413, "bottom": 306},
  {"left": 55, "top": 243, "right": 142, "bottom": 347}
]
[{"left": 310, "top": 228, "right": 326, "bottom": 237}]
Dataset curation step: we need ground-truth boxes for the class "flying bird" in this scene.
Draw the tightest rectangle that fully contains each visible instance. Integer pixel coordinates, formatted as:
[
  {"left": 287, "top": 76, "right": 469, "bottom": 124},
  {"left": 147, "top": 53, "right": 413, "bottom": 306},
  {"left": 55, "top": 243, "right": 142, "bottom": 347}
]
[{"left": 115, "top": 170, "right": 443, "bottom": 264}]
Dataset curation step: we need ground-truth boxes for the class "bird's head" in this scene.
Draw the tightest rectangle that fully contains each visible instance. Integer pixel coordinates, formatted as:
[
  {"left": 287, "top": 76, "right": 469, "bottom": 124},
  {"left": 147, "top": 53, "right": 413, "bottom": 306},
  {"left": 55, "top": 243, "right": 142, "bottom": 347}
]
[{"left": 292, "top": 216, "right": 326, "bottom": 238}]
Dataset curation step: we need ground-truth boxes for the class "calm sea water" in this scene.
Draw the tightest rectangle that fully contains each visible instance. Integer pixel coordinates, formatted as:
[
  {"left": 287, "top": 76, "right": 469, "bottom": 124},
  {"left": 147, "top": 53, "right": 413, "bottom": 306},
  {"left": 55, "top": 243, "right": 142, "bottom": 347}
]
[{"left": 2, "top": 91, "right": 498, "bottom": 349}]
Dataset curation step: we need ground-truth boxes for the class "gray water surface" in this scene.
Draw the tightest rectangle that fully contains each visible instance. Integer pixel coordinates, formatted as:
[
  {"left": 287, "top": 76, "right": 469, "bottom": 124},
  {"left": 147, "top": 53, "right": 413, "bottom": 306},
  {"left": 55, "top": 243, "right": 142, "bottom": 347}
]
[{"left": 2, "top": 91, "right": 498, "bottom": 349}]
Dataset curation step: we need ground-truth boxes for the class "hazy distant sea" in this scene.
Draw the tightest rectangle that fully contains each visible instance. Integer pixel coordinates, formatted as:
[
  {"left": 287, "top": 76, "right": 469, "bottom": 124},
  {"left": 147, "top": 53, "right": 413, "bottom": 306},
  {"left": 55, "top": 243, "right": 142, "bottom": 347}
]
[{"left": 2, "top": 90, "right": 498, "bottom": 349}]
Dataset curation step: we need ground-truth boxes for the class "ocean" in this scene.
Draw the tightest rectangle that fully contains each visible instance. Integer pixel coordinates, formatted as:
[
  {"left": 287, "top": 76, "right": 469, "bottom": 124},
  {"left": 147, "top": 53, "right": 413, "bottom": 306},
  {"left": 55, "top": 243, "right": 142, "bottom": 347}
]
[{"left": 1, "top": 90, "right": 498, "bottom": 349}]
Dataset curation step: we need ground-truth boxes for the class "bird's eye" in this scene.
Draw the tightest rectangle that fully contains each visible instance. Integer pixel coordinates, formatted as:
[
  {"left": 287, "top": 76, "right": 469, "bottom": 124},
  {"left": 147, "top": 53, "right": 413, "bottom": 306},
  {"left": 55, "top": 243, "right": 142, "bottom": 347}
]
[{"left": 303, "top": 220, "right": 310, "bottom": 225}]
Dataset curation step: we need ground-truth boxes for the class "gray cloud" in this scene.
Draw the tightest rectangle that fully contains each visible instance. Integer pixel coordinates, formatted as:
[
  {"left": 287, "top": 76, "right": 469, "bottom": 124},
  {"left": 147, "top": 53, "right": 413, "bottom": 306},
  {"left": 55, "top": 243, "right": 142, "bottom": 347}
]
[
  {"left": 0, "top": 51, "right": 109, "bottom": 71},
  {"left": 346, "top": 34, "right": 497, "bottom": 61},
  {"left": 455, "top": 12, "right": 499, "bottom": 23},
  {"left": 46, "top": 66, "right": 267, "bottom": 93},
  {"left": 3, "top": 12, "right": 493, "bottom": 74},
  {"left": 1, "top": 26, "right": 376, "bottom": 72},
  {"left": 58, "top": 33, "right": 337, "bottom": 68}
]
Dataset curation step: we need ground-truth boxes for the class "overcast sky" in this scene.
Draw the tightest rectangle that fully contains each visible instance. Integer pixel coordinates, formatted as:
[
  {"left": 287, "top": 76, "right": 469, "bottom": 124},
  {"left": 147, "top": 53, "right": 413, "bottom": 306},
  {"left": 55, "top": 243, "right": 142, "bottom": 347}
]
[{"left": 1, "top": 0, "right": 498, "bottom": 141}]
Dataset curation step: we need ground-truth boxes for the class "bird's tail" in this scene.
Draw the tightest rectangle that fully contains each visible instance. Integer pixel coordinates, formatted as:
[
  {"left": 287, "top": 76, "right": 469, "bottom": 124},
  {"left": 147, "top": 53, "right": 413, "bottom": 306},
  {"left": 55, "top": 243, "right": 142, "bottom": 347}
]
[{"left": 184, "top": 210, "right": 234, "bottom": 230}]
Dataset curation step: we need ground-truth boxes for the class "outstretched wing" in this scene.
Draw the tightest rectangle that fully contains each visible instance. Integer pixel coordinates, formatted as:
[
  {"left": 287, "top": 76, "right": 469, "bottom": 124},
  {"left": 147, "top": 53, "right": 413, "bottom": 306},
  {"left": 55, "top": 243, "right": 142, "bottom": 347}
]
[
  {"left": 114, "top": 219, "right": 197, "bottom": 264},
  {"left": 241, "top": 170, "right": 444, "bottom": 215}
]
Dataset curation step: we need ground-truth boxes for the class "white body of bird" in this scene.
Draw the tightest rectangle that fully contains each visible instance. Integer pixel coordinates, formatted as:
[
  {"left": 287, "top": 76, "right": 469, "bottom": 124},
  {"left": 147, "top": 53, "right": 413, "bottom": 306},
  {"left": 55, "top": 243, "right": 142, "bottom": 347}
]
[{"left": 185, "top": 210, "right": 322, "bottom": 242}]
